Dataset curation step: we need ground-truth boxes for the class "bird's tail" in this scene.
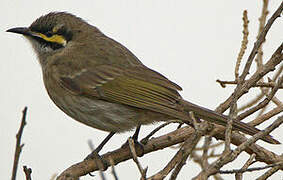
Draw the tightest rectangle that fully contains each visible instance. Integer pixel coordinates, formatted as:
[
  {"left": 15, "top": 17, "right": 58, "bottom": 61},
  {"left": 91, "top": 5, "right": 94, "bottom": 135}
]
[{"left": 181, "top": 100, "right": 280, "bottom": 144}]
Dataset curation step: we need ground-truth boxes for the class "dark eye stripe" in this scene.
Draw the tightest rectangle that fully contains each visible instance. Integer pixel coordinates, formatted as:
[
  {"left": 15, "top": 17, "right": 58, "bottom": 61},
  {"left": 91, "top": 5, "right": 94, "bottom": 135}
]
[
  {"left": 45, "top": 31, "right": 53, "bottom": 37},
  {"left": 31, "top": 26, "right": 73, "bottom": 42}
]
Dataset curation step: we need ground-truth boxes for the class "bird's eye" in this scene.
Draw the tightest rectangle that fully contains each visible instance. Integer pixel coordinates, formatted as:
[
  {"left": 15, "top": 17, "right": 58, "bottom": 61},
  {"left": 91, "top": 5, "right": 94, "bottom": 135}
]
[{"left": 45, "top": 31, "right": 53, "bottom": 37}]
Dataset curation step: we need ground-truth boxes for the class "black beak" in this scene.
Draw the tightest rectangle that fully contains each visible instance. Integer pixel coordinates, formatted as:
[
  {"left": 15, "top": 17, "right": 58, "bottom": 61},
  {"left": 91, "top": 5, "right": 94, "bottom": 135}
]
[{"left": 6, "top": 27, "right": 32, "bottom": 36}]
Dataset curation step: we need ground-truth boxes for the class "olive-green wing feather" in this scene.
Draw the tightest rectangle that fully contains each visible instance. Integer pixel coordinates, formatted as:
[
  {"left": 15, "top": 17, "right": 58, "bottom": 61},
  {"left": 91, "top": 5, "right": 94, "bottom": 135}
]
[{"left": 58, "top": 64, "right": 184, "bottom": 117}]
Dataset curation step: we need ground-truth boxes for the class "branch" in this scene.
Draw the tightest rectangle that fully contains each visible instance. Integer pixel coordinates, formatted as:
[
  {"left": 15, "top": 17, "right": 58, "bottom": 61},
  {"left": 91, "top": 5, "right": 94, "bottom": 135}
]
[
  {"left": 128, "top": 138, "right": 148, "bottom": 179},
  {"left": 235, "top": 10, "right": 249, "bottom": 80},
  {"left": 11, "top": 107, "right": 28, "bottom": 180},
  {"left": 216, "top": 80, "right": 283, "bottom": 88},
  {"left": 23, "top": 166, "right": 32, "bottom": 180},
  {"left": 236, "top": 76, "right": 283, "bottom": 121},
  {"left": 57, "top": 117, "right": 282, "bottom": 180},
  {"left": 235, "top": 153, "right": 256, "bottom": 180},
  {"left": 219, "top": 162, "right": 282, "bottom": 174},
  {"left": 193, "top": 115, "right": 283, "bottom": 179},
  {"left": 216, "top": 1, "right": 283, "bottom": 113},
  {"left": 249, "top": 105, "right": 283, "bottom": 126}
]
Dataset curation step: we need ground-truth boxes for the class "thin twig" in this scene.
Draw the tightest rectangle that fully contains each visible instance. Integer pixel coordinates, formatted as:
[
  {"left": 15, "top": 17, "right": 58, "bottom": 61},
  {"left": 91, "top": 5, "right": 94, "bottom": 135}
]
[
  {"left": 237, "top": 65, "right": 283, "bottom": 113},
  {"left": 216, "top": 1, "right": 283, "bottom": 113},
  {"left": 87, "top": 139, "right": 106, "bottom": 180},
  {"left": 256, "top": 160, "right": 283, "bottom": 180},
  {"left": 169, "top": 112, "right": 203, "bottom": 180},
  {"left": 194, "top": 142, "right": 223, "bottom": 151},
  {"left": 255, "top": 0, "right": 269, "bottom": 69},
  {"left": 11, "top": 107, "right": 28, "bottom": 180},
  {"left": 194, "top": 115, "right": 283, "bottom": 179},
  {"left": 249, "top": 105, "right": 283, "bottom": 126},
  {"left": 109, "top": 156, "right": 119, "bottom": 180},
  {"left": 140, "top": 120, "right": 182, "bottom": 145},
  {"left": 201, "top": 136, "right": 212, "bottom": 170},
  {"left": 273, "top": 64, "right": 283, "bottom": 80},
  {"left": 216, "top": 80, "right": 283, "bottom": 88},
  {"left": 238, "top": 93, "right": 264, "bottom": 112},
  {"left": 148, "top": 114, "right": 208, "bottom": 180},
  {"left": 255, "top": 0, "right": 271, "bottom": 117},
  {"left": 56, "top": 117, "right": 282, "bottom": 180},
  {"left": 236, "top": 76, "right": 283, "bottom": 121},
  {"left": 128, "top": 138, "right": 147, "bottom": 179},
  {"left": 219, "top": 162, "right": 282, "bottom": 174},
  {"left": 235, "top": 10, "right": 249, "bottom": 80},
  {"left": 235, "top": 154, "right": 256, "bottom": 180},
  {"left": 224, "top": 111, "right": 234, "bottom": 153},
  {"left": 191, "top": 151, "right": 224, "bottom": 180},
  {"left": 23, "top": 166, "right": 32, "bottom": 180}
]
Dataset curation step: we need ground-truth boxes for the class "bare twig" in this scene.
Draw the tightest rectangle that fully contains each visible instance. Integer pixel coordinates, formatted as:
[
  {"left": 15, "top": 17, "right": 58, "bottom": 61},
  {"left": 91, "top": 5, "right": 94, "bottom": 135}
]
[
  {"left": 216, "top": 1, "right": 283, "bottom": 113},
  {"left": 225, "top": 13, "right": 253, "bottom": 150},
  {"left": 235, "top": 10, "right": 249, "bottom": 80},
  {"left": 169, "top": 113, "right": 203, "bottom": 180},
  {"left": 237, "top": 65, "right": 283, "bottom": 113},
  {"left": 255, "top": 0, "right": 269, "bottom": 70},
  {"left": 141, "top": 120, "right": 182, "bottom": 145},
  {"left": 23, "top": 166, "right": 32, "bottom": 180},
  {"left": 11, "top": 107, "right": 28, "bottom": 180},
  {"left": 87, "top": 139, "right": 106, "bottom": 180},
  {"left": 235, "top": 154, "right": 256, "bottom": 180},
  {"left": 194, "top": 115, "right": 283, "bottom": 179},
  {"left": 224, "top": 105, "right": 236, "bottom": 153},
  {"left": 108, "top": 156, "right": 119, "bottom": 180},
  {"left": 249, "top": 105, "right": 283, "bottom": 126},
  {"left": 219, "top": 162, "right": 282, "bottom": 174},
  {"left": 128, "top": 138, "right": 148, "bottom": 179},
  {"left": 216, "top": 80, "right": 283, "bottom": 88},
  {"left": 201, "top": 136, "right": 212, "bottom": 170},
  {"left": 148, "top": 121, "right": 205, "bottom": 180},
  {"left": 236, "top": 76, "right": 283, "bottom": 121},
  {"left": 255, "top": 0, "right": 271, "bottom": 117},
  {"left": 191, "top": 151, "right": 224, "bottom": 180},
  {"left": 194, "top": 142, "right": 223, "bottom": 151},
  {"left": 256, "top": 159, "right": 283, "bottom": 180},
  {"left": 273, "top": 64, "right": 283, "bottom": 80},
  {"left": 56, "top": 117, "right": 282, "bottom": 180}
]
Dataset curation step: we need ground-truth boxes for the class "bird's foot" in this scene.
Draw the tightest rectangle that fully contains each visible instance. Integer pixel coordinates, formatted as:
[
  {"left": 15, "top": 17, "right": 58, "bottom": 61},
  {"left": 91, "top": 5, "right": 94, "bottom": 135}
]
[
  {"left": 84, "top": 150, "right": 108, "bottom": 171},
  {"left": 121, "top": 137, "right": 145, "bottom": 157}
]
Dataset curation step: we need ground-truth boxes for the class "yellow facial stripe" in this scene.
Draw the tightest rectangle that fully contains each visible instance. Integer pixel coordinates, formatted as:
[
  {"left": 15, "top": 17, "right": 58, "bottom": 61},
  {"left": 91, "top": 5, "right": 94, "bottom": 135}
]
[{"left": 36, "top": 33, "right": 67, "bottom": 46}]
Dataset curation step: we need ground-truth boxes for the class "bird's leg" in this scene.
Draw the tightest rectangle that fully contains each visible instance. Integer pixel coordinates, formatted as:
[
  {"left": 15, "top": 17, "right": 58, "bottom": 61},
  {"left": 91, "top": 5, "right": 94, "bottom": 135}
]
[
  {"left": 85, "top": 132, "right": 116, "bottom": 173},
  {"left": 132, "top": 125, "right": 145, "bottom": 155},
  {"left": 95, "top": 132, "right": 116, "bottom": 153},
  {"left": 132, "top": 125, "right": 141, "bottom": 141},
  {"left": 85, "top": 132, "right": 115, "bottom": 160}
]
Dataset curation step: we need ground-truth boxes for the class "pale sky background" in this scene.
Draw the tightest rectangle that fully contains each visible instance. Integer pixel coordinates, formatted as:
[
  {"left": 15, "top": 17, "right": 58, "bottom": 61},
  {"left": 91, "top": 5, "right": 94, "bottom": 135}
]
[{"left": 1, "top": 1, "right": 282, "bottom": 179}]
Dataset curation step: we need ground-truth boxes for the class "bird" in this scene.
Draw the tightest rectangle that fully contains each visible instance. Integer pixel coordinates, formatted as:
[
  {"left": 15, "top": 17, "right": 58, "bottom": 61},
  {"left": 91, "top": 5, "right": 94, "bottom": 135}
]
[{"left": 7, "top": 12, "right": 279, "bottom": 154}]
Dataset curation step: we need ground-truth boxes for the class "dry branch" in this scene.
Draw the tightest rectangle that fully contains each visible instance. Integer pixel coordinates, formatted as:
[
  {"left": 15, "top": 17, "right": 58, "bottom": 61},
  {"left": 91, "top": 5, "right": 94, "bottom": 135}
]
[{"left": 11, "top": 107, "right": 28, "bottom": 180}]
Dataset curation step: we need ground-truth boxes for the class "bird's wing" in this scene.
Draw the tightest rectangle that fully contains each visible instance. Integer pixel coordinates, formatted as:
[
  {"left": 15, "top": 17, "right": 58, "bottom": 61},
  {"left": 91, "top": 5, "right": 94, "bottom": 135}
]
[{"left": 58, "top": 64, "right": 184, "bottom": 116}]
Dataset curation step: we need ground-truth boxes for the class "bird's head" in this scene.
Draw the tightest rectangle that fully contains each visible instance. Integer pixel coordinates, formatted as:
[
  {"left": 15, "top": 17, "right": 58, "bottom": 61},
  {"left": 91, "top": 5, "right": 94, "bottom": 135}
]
[{"left": 7, "top": 12, "right": 100, "bottom": 65}]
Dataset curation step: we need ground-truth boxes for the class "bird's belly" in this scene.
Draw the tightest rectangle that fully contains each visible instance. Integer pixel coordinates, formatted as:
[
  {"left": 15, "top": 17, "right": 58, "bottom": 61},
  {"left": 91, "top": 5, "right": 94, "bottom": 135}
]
[{"left": 49, "top": 92, "right": 150, "bottom": 132}]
